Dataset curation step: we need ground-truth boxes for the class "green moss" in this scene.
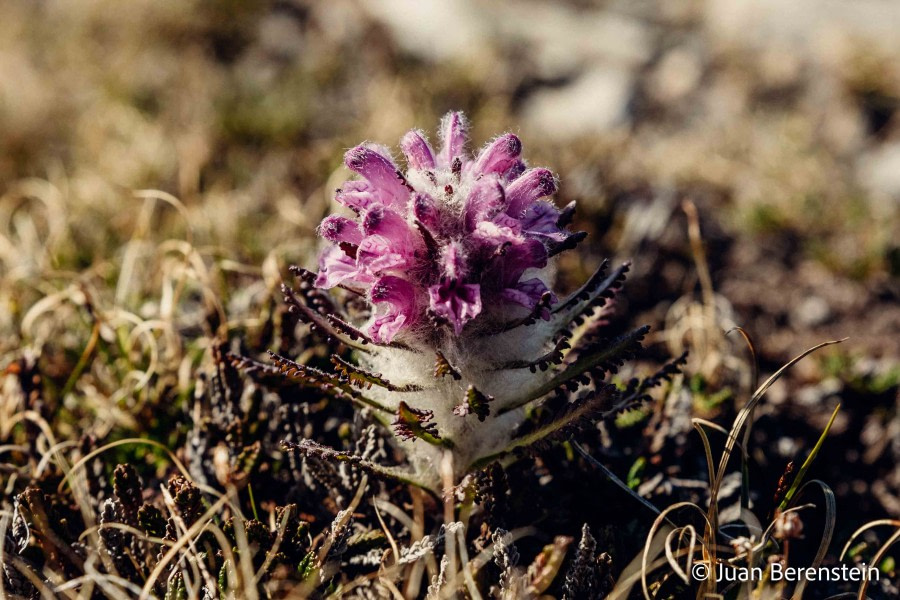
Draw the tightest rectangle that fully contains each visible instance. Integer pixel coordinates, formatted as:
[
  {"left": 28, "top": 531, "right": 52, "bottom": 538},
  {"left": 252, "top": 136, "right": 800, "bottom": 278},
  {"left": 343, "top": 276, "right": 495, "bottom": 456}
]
[{"left": 746, "top": 203, "right": 786, "bottom": 234}]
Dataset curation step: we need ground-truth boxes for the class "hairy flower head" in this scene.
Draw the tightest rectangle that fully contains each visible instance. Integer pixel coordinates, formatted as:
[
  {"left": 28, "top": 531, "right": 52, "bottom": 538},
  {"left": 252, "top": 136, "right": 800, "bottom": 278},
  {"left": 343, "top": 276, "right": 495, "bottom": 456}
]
[
  {"left": 316, "top": 112, "right": 582, "bottom": 344},
  {"left": 266, "top": 111, "right": 656, "bottom": 492}
]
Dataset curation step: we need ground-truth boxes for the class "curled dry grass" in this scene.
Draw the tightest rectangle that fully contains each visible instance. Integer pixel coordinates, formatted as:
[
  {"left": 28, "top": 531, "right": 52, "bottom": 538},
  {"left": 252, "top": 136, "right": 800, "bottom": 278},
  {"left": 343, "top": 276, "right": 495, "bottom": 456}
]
[
  {"left": 2, "top": 5, "right": 898, "bottom": 595},
  {"left": 0, "top": 176, "right": 582, "bottom": 598},
  {"left": 2, "top": 176, "right": 896, "bottom": 598},
  {"left": 609, "top": 339, "right": 844, "bottom": 599}
]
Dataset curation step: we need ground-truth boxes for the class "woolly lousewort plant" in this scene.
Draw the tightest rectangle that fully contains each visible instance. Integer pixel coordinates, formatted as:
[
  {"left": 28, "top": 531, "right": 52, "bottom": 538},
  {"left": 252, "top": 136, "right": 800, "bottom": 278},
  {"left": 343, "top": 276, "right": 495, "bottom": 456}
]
[{"left": 269, "top": 112, "right": 667, "bottom": 493}]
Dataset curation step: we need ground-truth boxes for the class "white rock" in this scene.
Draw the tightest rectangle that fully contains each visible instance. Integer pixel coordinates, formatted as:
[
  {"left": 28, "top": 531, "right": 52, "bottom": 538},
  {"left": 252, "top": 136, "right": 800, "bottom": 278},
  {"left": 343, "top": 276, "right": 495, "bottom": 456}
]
[
  {"left": 522, "top": 66, "right": 633, "bottom": 139},
  {"left": 859, "top": 143, "right": 900, "bottom": 200}
]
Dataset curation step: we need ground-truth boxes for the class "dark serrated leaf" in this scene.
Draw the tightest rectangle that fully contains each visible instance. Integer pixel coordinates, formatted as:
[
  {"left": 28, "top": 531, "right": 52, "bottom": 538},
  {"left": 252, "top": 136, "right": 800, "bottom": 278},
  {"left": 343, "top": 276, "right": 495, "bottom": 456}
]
[
  {"left": 433, "top": 351, "right": 461, "bottom": 380},
  {"left": 268, "top": 352, "right": 393, "bottom": 413},
  {"left": 496, "top": 335, "right": 571, "bottom": 372},
  {"left": 562, "top": 524, "right": 613, "bottom": 600},
  {"left": 226, "top": 352, "right": 291, "bottom": 386},
  {"left": 493, "top": 291, "right": 555, "bottom": 333},
  {"left": 500, "top": 326, "right": 649, "bottom": 414},
  {"left": 453, "top": 385, "right": 494, "bottom": 421},
  {"left": 281, "top": 440, "right": 425, "bottom": 488},
  {"left": 281, "top": 279, "right": 370, "bottom": 353},
  {"left": 621, "top": 351, "right": 688, "bottom": 403},
  {"left": 392, "top": 401, "right": 445, "bottom": 446},
  {"left": 268, "top": 351, "right": 340, "bottom": 386},
  {"left": 554, "top": 261, "right": 629, "bottom": 322},
  {"left": 288, "top": 266, "right": 339, "bottom": 316},
  {"left": 325, "top": 314, "right": 373, "bottom": 345},
  {"left": 547, "top": 230, "right": 587, "bottom": 258},
  {"left": 330, "top": 355, "right": 422, "bottom": 392}
]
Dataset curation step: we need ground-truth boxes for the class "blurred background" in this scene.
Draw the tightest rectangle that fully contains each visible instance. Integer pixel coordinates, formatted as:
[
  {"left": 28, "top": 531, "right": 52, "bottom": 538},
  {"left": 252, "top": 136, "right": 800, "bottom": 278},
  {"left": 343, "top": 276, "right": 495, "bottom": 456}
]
[
  {"left": 1, "top": 0, "right": 898, "bottom": 575},
  {"left": 2, "top": 0, "right": 898, "bottom": 350}
]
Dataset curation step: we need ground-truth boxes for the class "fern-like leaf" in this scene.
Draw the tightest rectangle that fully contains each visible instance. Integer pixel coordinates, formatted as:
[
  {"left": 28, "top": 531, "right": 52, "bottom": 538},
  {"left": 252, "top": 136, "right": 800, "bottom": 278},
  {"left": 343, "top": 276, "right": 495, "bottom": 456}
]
[
  {"left": 553, "top": 261, "right": 629, "bottom": 325},
  {"left": 433, "top": 351, "right": 462, "bottom": 380},
  {"left": 453, "top": 385, "right": 494, "bottom": 422},
  {"left": 392, "top": 401, "right": 448, "bottom": 447},
  {"left": 496, "top": 336, "right": 570, "bottom": 372},
  {"left": 330, "top": 355, "right": 422, "bottom": 392},
  {"left": 268, "top": 351, "right": 393, "bottom": 413},
  {"left": 281, "top": 440, "right": 427, "bottom": 488},
  {"left": 471, "top": 385, "right": 617, "bottom": 470},
  {"left": 500, "top": 326, "right": 650, "bottom": 413}
]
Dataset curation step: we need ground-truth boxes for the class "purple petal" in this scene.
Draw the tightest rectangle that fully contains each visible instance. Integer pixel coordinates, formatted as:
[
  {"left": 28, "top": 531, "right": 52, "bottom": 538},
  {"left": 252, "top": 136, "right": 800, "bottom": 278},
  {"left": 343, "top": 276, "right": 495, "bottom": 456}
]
[
  {"left": 520, "top": 200, "right": 568, "bottom": 242},
  {"left": 369, "top": 276, "right": 417, "bottom": 343},
  {"left": 488, "top": 238, "right": 548, "bottom": 288},
  {"left": 471, "top": 221, "right": 521, "bottom": 250},
  {"left": 362, "top": 206, "right": 422, "bottom": 254},
  {"left": 362, "top": 205, "right": 406, "bottom": 236},
  {"left": 356, "top": 235, "right": 414, "bottom": 274},
  {"left": 438, "top": 111, "right": 469, "bottom": 168},
  {"left": 472, "top": 134, "right": 522, "bottom": 177},
  {"left": 335, "top": 181, "right": 379, "bottom": 213},
  {"left": 412, "top": 192, "right": 441, "bottom": 232},
  {"left": 318, "top": 215, "right": 363, "bottom": 245},
  {"left": 342, "top": 180, "right": 371, "bottom": 193},
  {"left": 520, "top": 201, "right": 559, "bottom": 231},
  {"left": 501, "top": 278, "right": 557, "bottom": 313},
  {"left": 400, "top": 129, "right": 436, "bottom": 171},
  {"left": 315, "top": 246, "right": 367, "bottom": 289},
  {"left": 428, "top": 279, "right": 482, "bottom": 335},
  {"left": 334, "top": 180, "right": 403, "bottom": 213},
  {"left": 464, "top": 177, "right": 506, "bottom": 231},
  {"left": 370, "top": 315, "right": 406, "bottom": 344},
  {"left": 344, "top": 145, "right": 410, "bottom": 205},
  {"left": 506, "top": 168, "right": 557, "bottom": 216},
  {"left": 440, "top": 242, "right": 467, "bottom": 280},
  {"left": 503, "top": 160, "right": 527, "bottom": 182},
  {"left": 490, "top": 212, "right": 523, "bottom": 230}
]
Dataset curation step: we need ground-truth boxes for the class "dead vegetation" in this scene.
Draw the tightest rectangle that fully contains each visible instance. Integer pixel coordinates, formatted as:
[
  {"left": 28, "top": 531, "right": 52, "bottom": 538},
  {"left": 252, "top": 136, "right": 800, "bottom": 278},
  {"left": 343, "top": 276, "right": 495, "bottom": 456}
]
[{"left": 1, "top": 1, "right": 898, "bottom": 598}]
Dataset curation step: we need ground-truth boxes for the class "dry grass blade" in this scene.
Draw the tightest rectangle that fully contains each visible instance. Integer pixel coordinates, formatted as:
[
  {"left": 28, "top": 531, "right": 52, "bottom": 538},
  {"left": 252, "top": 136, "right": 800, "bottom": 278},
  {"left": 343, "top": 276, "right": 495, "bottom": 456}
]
[
  {"left": 691, "top": 420, "right": 719, "bottom": 493},
  {"left": 454, "top": 525, "right": 483, "bottom": 600},
  {"left": 57, "top": 437, "right": 193, "bottom": 495},
  {"left": 139, "top": 494, "right": 230, "bottom": 599},
  {"left": 640, "top": 502, "right": 712, "bottom": 600},
  {"left": 728, "top": 326, "right": 759, "bottom": 511},
  {"left": 856, "top": 526, "right": 900, "bottom": 600},
  {"left": 708, "top": 339, "right": 846, "bottom": 537},
  {"left": 839, "top": 520, "right": 900, "bottom": 560},
  {"left": 573, "top": 442, "right": 667, "bottom": 521},
  {"left": 295, "top": 475, "right": 369, "bottom": 597},
  {"left": 253, "top": 507, "right": 296, "bottom": 584},
  {"left": 372, "top": 495, "right": 401, "bottom": 569},
  {"left": 839, "top": 519, "right": 900, "bottom": 600},
  {"left": 789, "top": 480, "right": 837, "bottom": 600},
  {"left": 608, "top": 539, "right": 698, "bottom": 600},
  {"left": 664, "top": 525, "right": 697, "bottom": 584}
]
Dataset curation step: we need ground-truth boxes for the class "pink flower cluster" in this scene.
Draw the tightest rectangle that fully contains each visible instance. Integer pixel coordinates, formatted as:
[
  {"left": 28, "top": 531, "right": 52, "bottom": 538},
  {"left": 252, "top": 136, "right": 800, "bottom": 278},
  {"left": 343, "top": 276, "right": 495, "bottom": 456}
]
[{"left": 315, "top": 112, "right": 580, "bottom": 343}]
